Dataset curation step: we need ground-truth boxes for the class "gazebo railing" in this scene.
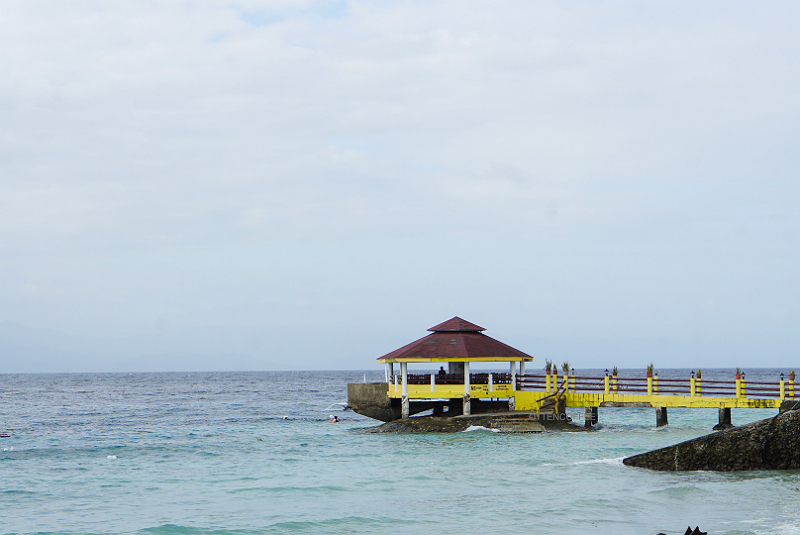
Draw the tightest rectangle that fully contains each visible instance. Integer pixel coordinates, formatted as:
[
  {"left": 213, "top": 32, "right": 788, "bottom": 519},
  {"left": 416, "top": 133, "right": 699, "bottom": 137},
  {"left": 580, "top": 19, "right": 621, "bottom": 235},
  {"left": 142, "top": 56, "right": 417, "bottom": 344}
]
[{"left": 397, "top": 373, "right": 513, "bottom": 386}]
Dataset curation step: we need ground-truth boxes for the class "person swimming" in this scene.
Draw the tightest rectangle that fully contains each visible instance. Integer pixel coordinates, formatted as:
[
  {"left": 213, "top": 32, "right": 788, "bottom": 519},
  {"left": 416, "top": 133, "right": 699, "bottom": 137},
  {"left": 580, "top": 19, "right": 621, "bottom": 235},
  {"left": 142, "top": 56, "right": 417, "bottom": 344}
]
[{"left": 331, "top": 416, "right": 340, "bottom": 423}]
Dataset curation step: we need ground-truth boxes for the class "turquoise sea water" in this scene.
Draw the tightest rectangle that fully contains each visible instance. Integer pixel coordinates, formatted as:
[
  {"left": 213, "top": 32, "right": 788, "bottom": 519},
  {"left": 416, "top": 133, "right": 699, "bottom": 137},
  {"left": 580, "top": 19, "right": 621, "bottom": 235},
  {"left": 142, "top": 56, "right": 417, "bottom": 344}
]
[{"left": 1, "top": 370, "right": 798, "bottom": 535}]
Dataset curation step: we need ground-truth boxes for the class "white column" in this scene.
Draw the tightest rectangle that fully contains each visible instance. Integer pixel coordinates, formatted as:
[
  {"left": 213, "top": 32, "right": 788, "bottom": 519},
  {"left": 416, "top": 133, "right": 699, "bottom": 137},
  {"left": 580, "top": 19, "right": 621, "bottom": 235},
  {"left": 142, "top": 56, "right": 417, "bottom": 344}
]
[
  {"left": 430, "top": 373, "right": 435, "bottom": 392},
  {"left": 488, "top": 373, "right": 493, "bottom": 393},
  {"left": 401, "top": 362, "right": 409, "bottom": 419},
  {"left": 520, "top": 361, "right": 526, "bottom": 377},
  {"left": 385, "top": 364, "right": 389, "bottom": 383},
  {"left": 463, "top": 361, "right": 471, "bottom": 416},
  {"left": 509, "top": 361, "right": 517, "bottom": 411}
]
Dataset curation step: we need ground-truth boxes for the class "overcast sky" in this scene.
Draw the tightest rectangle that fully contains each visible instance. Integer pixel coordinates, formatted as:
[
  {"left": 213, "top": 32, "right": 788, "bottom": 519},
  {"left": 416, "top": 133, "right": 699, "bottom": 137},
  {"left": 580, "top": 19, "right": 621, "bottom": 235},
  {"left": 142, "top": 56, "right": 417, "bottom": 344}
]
[{"left": 2, "top": 1, "right": 800, "bottom": 373}]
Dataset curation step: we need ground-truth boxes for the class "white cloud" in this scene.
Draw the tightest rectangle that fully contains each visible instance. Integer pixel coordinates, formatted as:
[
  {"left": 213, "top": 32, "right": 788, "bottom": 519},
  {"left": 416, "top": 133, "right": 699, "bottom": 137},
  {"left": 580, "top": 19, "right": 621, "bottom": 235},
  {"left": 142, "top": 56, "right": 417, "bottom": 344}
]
[
  {"left": 2, "top": 1, "right": 800, "bottom": 370},
  {"left": 20, "top": 283, "right": 43, "bottom": 295}
]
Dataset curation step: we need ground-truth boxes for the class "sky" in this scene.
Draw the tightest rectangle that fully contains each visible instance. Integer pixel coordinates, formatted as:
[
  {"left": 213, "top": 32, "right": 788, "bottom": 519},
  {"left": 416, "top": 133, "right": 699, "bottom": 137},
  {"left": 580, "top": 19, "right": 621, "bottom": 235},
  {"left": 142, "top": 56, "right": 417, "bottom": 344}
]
[{"left": 2, "top": 1, "right": 800, "bottom": 373}]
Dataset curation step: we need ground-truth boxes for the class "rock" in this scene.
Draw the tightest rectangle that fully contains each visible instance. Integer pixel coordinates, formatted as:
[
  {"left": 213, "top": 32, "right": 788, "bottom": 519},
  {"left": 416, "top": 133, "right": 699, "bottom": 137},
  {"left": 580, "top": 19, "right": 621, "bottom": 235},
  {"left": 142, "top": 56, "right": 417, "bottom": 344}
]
[
  {"left": 361, "top": 414, "right": 544, "bottom": 433},
  {"left": 356, "top": 412, "right": 592, "bottom": 433},
  {"left": 494, "top": 420, "right": 545, "bottom": 434},
  {"left": 361, "top": 416, "right": 472, "bottom": 433},
  {"left": 780, "top": 399, "right": 800, "bottom": 413},
  {"left": 623, "top": 409, "right": 800, "bottom": 471}
]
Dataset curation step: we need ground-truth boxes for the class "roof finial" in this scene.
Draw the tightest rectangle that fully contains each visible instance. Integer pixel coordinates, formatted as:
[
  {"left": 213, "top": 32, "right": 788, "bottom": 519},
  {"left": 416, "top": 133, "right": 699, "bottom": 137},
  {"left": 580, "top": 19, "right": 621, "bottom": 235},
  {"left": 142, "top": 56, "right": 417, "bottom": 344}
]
[{"left": 427, "top": 317, "right": 486, "bottom": 332}]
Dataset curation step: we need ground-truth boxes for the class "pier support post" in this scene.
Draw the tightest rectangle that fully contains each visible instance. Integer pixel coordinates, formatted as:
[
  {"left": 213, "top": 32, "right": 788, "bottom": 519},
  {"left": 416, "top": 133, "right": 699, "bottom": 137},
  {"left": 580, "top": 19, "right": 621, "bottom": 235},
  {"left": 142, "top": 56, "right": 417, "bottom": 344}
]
[
  {"left": 557, "top": 397, "right": 567, "bottom": 421},
  {"left": 585, "top": 406, "right": 598, "bottom": 427},
  {"left": 463, "top": 361, "right": 471, "bottom": 416},
  {"left": 656, "top": 407, "right": 668, "bottom": 427},
  {"left": 401, "top": 362, "right": 409, "bottom": 419},
  {"left": 713, "top": 407, "right": 733, "bottom": 430}
]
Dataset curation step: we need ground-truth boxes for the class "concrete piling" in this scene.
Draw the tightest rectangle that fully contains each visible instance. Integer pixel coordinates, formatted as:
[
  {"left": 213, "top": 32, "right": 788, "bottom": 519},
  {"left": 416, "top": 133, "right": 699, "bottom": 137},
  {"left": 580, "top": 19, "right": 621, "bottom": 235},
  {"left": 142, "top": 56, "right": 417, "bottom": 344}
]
[
  {"left": 557, "top": 397, "right": 567, "bottom": 421},
  {"left": 656, "top": 407, "right": 668, "bottom": 427},
  {"left": 585, "top": 406, "right": 598, "bottom": 427},
  {"left": 714, "top": 407, "right": 733, "bottom": 430}
]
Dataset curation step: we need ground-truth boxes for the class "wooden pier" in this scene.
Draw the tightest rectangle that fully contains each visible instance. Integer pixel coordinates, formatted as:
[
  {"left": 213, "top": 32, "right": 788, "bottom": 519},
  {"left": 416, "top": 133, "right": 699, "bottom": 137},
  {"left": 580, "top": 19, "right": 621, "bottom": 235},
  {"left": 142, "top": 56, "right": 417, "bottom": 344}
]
[
  {"left": 516, "top": 370, "right": 794, "bottom": 410},
  {"left": 354, "top": 316, "right": 797, "bottom": 426},
  {"left": 386, "top": 369, "right": 796, "bottom": 426}
]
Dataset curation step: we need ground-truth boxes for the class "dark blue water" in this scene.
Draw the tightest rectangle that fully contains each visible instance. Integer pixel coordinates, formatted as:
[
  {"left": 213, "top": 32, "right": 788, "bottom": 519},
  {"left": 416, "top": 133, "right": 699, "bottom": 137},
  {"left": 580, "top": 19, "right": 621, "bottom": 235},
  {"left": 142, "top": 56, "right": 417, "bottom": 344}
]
[{"left": 1, "top": 370, "right": 798, "bottom": 535}]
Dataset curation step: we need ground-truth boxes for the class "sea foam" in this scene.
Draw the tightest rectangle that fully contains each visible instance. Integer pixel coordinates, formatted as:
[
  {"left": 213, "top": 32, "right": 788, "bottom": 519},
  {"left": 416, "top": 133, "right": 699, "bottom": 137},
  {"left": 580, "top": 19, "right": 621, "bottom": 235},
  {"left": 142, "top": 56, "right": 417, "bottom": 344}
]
[{"left": 462, "top": 425, "right": 500, "bottom": 433}]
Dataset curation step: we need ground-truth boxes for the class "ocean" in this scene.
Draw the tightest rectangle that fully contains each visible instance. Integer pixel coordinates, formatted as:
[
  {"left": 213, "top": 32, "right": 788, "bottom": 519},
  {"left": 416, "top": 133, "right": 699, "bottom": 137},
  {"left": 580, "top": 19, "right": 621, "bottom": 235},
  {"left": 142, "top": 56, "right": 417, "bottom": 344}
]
[{"left": 1, "top": 369, "right": 798, "bottom": 535}]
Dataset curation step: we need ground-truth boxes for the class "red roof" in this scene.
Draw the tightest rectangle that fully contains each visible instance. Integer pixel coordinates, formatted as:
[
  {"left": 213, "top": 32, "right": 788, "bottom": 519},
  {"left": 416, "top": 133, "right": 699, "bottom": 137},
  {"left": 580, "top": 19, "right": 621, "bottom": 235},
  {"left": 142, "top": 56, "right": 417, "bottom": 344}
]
[
  {"left": 427, "top": 317, "right": 485, "bottom": 332},
  {"left": 377, "top": 317, "right": 533, "bottom": 362}
]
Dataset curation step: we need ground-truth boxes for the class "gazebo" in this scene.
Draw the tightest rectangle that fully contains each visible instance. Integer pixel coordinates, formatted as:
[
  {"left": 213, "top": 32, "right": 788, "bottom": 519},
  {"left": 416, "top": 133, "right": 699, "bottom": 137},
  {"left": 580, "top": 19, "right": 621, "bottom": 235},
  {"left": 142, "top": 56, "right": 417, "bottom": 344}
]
[{"left": 378, "top": 317, "right": 534, "bottom": 418}]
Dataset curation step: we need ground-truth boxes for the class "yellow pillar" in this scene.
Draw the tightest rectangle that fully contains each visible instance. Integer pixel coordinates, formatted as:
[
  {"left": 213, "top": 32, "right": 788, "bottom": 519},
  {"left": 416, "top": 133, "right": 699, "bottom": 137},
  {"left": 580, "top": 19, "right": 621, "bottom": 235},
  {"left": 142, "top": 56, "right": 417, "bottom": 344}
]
[
  {"left": 401, "top": 362, "right": 409, "bottom": 419},
  {"left": 546, "top": 371, "right": 551, "bottom": 393},
  {"left": 647, "top": 376, "right": 653, "bottom": 396},
  {"left": 463, "top": 361, "right": 471, "bottom": 416},
  {"left": 508, "top": 362, "right": 516, "bottom": 411},
  {"left": 690, "top": 376, "right": 696, "bottom": 397},
  {"left": 791, "top": 378, "right": 795, "bottom": 399},
  {"left": 654, "top": 373, "right": 659, "bottom": 395},
  {"left": 697, "top": 375, "right": 702, "bottom": 397},
  {"left": 742, "top": 375, "right": 747, "bottom": 398},
  {"left": 612, "top": 374, "right": 618, "bottom": 393},
  {"left": 780, "top": 378, "right": 786, "bottom": 400},
  {"left": 736, "top": 376, "right": 741, "bottom": 398},
  {"left": 604, "top": 373, "right": 610, "bottom": 395}
]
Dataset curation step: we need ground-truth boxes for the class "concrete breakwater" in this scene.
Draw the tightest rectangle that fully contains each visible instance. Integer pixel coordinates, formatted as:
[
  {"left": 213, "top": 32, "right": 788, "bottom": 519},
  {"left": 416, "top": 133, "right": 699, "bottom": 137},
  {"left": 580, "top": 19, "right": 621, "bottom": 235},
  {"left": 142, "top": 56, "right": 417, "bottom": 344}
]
[{"left": 623, "top": 409, "right": 800, "bottom": 471}]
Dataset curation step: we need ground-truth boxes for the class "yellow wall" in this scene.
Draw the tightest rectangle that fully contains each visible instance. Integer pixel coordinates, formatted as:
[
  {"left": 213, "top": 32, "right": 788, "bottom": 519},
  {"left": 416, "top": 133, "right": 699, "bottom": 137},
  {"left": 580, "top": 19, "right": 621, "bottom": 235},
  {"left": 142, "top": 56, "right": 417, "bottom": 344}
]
[
  {"left": 389, "top": 385, "right": 784, "bottom": 410},
  {"left": 388, "top": 383, "right": 513, "bottom": 399}
]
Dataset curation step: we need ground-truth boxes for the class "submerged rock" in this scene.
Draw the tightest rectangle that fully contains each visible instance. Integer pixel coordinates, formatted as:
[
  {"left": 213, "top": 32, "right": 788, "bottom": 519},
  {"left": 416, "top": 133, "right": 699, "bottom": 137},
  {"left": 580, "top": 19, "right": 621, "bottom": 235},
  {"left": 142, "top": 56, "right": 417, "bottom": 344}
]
[
  {"left": 623, "top": 409, "right": 800, "bottom": 471},
  {"left": 359, "top": 412, "right": 587, "bottom": 433},
  {"left": 362, "top": 416, "right": 492, "bottom": 433}
]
